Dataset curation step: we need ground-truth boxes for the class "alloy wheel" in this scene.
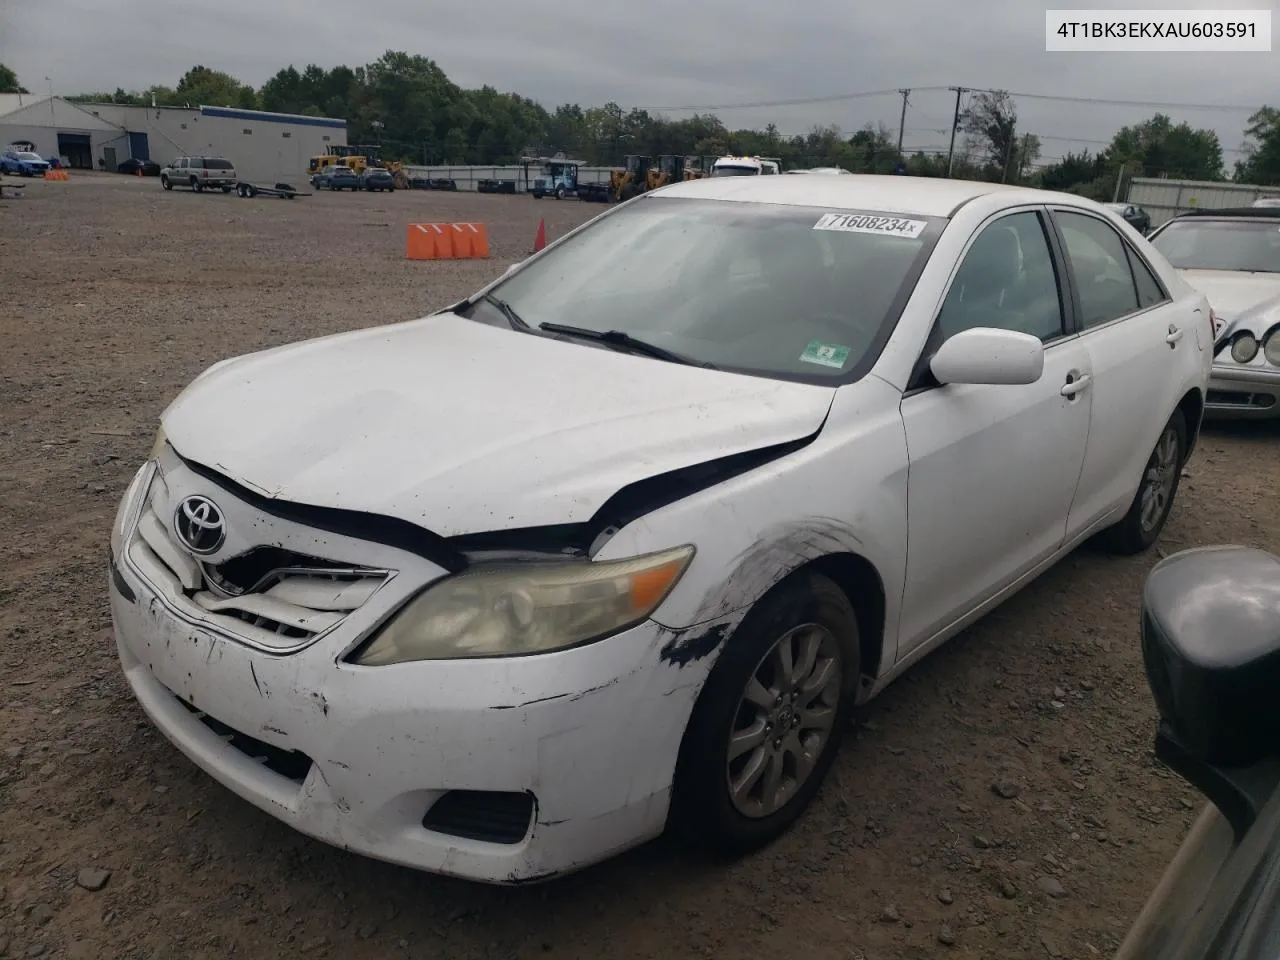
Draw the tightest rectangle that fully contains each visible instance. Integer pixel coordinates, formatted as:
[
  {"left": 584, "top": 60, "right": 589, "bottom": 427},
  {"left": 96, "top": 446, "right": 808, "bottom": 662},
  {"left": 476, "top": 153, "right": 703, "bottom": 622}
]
[
  {"left": 726, "top": 623, "right": 842, "bottom": 819},
  {"left": 1140, "top": 425, "right": 1180, "bottom": 532}
]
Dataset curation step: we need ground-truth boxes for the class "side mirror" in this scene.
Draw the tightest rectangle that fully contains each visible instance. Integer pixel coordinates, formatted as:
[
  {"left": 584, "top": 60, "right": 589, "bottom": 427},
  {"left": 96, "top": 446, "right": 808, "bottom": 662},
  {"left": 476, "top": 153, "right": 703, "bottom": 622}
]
[
  {"left": 1142, "top": 545, "right": 1280, "bottom": 839},
  {"left": 930, "top": 327, "right": 1044, "bottom": 386}
]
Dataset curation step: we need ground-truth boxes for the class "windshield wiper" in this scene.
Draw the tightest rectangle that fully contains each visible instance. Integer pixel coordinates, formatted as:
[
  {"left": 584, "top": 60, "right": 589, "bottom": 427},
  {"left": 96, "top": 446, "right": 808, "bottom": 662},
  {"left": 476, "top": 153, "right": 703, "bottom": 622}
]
[
  {"left": 481, "top": 293, "right": 530, "bottom": 330},
  {"left": 538, "top": 322, "right": 717, "bottom": 369}
]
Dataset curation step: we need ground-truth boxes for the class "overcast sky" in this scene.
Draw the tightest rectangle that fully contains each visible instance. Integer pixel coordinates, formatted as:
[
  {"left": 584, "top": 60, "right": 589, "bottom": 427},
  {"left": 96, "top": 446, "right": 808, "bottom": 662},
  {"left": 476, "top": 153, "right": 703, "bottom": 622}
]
[{"left": 3, "top": 0, "right": 1275, "bottom": 169}]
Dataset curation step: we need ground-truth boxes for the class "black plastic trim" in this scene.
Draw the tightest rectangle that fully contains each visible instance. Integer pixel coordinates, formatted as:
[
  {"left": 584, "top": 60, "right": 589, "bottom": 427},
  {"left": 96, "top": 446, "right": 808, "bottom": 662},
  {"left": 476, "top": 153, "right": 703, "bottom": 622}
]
[
  {"left": 108, "top": 548, "right": 136, "bottom": 603},
  {"left": 174, "top": 451, "right": 467, "bottom": 573}
]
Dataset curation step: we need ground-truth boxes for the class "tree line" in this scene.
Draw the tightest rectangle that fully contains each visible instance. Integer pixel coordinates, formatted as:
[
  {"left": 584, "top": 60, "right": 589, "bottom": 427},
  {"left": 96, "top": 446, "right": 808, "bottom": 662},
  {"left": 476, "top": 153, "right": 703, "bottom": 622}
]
[{"left": 3, "top": 57, "right": 1279, "bottom": 191}]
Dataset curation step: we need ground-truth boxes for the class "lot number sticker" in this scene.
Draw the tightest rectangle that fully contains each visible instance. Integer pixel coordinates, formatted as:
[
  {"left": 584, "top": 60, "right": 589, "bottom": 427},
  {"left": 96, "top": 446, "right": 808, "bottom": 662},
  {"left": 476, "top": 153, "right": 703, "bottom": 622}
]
[
  {"left": 800, "top": 340, "right": 851, "bottom": 368},
  {"left": 813, "top": 213, "right": 927, "bottom": 238}
]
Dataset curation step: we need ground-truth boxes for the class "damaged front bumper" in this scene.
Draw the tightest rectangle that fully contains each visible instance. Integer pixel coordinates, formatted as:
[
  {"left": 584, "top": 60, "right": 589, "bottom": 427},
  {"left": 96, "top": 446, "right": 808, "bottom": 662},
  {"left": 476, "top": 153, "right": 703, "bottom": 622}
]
[{"left": 107, "top": 461, "right": 729, "bottom": 884}]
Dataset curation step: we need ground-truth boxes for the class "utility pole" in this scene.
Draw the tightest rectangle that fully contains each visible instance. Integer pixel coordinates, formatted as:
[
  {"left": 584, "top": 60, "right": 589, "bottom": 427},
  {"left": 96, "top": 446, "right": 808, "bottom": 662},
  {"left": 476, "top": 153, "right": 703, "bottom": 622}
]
[
  {"left": 946, "top": 87, "right": 965, "bottom": 177},
  {"left": 1001, "top": 125, "right": 1015, "bottom": 183},
  {"left": 896, "top": 89, "right": 910, "bottom": 157},
  {"left": 1016, "top": 134, "right": 1031, "bottom": 181},
  {"left": 1112, "top": 162, "right": 1126, "bottom": 202}
]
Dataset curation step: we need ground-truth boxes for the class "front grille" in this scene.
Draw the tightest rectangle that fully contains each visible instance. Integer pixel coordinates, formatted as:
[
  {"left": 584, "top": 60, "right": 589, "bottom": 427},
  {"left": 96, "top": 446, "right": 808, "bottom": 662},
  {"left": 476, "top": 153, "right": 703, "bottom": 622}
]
[
  {"left": 175, "top": 695, "right": 313, "bottom": 783},
  {"left": 126, "top": 473, "right": 392, "bottom": 652},
  {"left": 1207, "top": 389, "right": 1276, "bottom": 409},
  {"left": 422, "top": 791, "right": 536, "bottom": 844}
]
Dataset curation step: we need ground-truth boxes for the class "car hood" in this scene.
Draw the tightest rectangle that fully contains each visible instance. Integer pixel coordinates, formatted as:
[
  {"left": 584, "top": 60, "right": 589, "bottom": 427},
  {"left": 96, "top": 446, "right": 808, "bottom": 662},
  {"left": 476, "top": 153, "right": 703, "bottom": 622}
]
[
  {"left": 1176, "top": 269, "right": 1280, "bottom": 334},
  {"left": 161, "top": 313, "right": 837, "bottom": 537}
]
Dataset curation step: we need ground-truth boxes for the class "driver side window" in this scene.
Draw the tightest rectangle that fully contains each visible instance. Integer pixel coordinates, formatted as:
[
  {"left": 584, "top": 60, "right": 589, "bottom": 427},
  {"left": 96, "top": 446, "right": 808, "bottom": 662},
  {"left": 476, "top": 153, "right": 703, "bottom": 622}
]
[{"left": 936, "top": 211, "right": 1066, "bottom": 344}]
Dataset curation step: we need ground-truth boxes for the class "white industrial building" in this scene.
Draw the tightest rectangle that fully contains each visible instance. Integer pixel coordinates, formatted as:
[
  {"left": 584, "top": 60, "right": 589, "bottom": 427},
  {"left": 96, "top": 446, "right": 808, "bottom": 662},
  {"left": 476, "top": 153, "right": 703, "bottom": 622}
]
[{"left": 0, "top": 95, "right": 347, "bottom": 183}]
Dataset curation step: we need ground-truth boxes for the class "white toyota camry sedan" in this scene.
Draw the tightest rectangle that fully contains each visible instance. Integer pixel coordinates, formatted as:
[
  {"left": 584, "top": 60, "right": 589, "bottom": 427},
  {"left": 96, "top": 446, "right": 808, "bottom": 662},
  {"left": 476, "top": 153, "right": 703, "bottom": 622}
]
[{"left": 108, "top": 175, "right": 1212, "bottom": 884}]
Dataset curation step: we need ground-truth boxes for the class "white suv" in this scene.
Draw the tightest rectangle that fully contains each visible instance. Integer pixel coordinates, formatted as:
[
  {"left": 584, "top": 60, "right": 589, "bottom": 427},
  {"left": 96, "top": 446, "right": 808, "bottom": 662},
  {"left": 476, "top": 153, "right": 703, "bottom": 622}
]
[{"left": 161, "top": 156, "right": 237, "bottom": 193}]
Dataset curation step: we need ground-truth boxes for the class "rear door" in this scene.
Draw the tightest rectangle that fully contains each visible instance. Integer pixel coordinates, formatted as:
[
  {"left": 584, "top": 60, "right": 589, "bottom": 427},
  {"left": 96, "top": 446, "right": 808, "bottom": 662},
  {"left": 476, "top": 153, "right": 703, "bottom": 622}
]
[
  {"left": 897, "top": 207, "right": 1093, "bottom": 656},
  {"left": 1048, "top": 207, "right": 1195, "bottom": 540}
]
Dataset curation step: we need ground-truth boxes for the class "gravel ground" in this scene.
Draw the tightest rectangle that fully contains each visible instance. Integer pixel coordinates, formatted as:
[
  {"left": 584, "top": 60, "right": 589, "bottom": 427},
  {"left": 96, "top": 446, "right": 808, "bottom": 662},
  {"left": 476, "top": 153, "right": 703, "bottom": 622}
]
[{"left": 2, "top": 173, "right": 1279, "bottom": 960}]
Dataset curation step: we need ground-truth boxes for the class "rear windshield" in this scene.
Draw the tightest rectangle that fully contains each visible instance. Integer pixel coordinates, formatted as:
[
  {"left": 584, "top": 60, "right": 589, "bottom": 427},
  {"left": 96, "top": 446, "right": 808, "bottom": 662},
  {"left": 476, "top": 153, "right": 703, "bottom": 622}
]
[
  {"left": 203, "top": 158, "right": 234, "bottom": 170},
  {"left": 476, "top": 196, "right": 942, "bottom": 383},
  {"left": 711, "top": 166, "right": 759, "bottom": 177}
]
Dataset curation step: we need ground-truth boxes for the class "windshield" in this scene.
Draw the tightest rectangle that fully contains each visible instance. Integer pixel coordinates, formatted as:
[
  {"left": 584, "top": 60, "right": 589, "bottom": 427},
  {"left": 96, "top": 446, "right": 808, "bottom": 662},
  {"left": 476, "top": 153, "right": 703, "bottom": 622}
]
[
  {"left": 475, "top": 196, "right": 939, "bottom": 382},
  {"left": 711, "top": 165, "right": 758, "bottom": 177},
  {"left": 1150, "top": 218, "right": 1280, "bottom": 273}
]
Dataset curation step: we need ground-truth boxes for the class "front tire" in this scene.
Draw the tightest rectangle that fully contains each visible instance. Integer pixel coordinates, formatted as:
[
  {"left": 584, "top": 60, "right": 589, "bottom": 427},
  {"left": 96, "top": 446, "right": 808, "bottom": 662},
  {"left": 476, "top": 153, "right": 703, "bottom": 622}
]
[
  {"left": 1105, "top": 407, "right": 1187, "bottom": 555},
  {"left": 669, "top": 571, "right": 859, "bottom": 854}
]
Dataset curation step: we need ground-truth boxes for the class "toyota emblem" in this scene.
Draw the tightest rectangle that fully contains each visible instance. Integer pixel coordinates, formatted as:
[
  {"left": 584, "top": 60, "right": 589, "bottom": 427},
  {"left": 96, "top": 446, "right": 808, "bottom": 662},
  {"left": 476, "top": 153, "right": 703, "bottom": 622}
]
[{"left": 174, "top": 495, "right": 226, "bottom": 555}]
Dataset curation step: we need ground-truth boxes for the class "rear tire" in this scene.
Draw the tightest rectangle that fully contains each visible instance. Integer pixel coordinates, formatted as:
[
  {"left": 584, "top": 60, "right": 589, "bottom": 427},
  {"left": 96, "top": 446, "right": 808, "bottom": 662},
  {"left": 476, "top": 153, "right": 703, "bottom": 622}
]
[
  {"left": 1104, "top": 407, "right": 1187, "bottom": 555},
  {"left": 669, "top": 571, "right": 859, "bottom": 855}
]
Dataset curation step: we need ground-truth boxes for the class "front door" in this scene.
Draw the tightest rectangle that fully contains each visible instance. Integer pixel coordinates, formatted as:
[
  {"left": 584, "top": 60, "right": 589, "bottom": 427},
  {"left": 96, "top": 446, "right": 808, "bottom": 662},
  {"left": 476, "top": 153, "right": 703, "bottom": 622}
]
[
  {"left": 1050, "top": 207, "right": 1195, "bottom": 538},
  {"left": 898, "top": 207, "right": 1093, "bottom": 656}
]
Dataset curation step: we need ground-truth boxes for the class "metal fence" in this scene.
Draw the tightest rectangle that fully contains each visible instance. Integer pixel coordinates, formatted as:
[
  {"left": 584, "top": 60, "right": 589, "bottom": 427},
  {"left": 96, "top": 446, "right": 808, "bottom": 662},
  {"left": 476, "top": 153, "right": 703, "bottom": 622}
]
[
  {"left": 1125, "top": 177, "right": 1280, "bottom": 227},
  {"left": 402, "top": 164, "right": 617, "bottom": 191}
]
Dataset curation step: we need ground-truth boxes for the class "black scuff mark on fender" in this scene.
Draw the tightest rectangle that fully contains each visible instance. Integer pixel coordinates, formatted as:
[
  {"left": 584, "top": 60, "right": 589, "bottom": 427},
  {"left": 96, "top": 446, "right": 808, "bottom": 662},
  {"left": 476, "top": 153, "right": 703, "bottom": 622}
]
[
  {"left": 249, "top": 662, "right": 264, "bottom": 698},
  {"left": 489, "top": 691, "right": 574, "bottom": 711},
  {"left": 262, "top": 724, "right": 288, "bottom": 737},
  {"left": 330, "top": 759, "right": 350, "bottom": 770},
  {"left": 567, "top": 677, "right": 620, "bottom": 702},
  {"left": 655, "top": 518, "right": 863, "bottom": 667},
  {"left": 538, "top": 818, "right": 569, "bottom": 826},
  {"left": 658, "top": 622, "right": 731, "bottom": 668},
  {"left": 310, "top": 691, "right": 329, "bottom": 716}
]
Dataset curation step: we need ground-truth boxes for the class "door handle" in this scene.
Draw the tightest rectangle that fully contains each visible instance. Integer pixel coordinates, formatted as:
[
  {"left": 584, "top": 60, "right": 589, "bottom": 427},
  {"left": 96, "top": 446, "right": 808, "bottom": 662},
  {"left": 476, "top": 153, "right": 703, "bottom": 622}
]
[
  {"left": 1061, "top": 373, "right": 1091, "bottom": 397},
  {"left": 1166, "top": 324, "right": 1184, "bottom": 346}
]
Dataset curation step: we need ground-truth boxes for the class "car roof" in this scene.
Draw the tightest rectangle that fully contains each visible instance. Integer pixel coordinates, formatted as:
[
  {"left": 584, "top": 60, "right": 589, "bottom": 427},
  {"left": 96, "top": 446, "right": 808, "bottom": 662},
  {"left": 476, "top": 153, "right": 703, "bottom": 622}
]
[{"left": 650, "top": 173, "right": 1094, "bottom": 218}]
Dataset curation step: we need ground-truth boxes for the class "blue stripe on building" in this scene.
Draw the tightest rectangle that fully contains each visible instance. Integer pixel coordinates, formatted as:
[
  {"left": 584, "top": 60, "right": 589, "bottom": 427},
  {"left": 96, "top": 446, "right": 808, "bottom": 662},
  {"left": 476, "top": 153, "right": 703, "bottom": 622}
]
[{"left": 199, "top": 106, "right": 347, "bottom": 129}]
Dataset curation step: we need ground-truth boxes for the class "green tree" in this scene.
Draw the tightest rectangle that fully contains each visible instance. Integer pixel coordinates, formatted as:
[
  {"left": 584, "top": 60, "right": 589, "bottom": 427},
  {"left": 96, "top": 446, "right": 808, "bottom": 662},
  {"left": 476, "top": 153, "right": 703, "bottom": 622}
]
[
  {"left": 173, "top": 65, "right": 259, "bottom": 109},
  {"left": 1104, "top": 113, "right": 1223, "bottom": 180},
  {"left": 0, "top": 63, "right": 28, "bottom": 94},
  {"left": 1235, "top": 107, "right": 1280, "bottom": 185}
]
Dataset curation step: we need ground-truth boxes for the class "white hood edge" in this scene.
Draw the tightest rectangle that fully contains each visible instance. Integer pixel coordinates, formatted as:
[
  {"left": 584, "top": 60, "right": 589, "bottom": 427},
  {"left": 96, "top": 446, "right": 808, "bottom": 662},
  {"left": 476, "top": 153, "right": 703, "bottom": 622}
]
[{"left": 161, "top": 313, "right": 839, "bottom": 538}]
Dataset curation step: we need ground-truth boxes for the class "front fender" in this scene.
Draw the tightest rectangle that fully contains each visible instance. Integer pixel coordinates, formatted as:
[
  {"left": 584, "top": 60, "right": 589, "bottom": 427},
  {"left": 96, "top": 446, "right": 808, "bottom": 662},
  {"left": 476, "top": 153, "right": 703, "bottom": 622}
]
[{"left": 593, "top": 377, "right": 909, "bottom": 673}]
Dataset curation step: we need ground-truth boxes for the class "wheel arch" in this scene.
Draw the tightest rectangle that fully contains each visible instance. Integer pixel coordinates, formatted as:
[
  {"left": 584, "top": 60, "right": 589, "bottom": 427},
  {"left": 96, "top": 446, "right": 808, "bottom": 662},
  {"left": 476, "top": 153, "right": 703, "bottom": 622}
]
[{"left": 1177, "top": 387, "right": 1204, "bottom": 463}]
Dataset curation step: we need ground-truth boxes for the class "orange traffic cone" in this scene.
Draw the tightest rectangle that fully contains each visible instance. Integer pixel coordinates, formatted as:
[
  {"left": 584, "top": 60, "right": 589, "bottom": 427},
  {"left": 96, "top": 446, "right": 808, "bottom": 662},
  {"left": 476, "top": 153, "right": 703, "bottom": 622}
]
[{"left": 533, "top": 218, "right": 546, "bottom": 253}]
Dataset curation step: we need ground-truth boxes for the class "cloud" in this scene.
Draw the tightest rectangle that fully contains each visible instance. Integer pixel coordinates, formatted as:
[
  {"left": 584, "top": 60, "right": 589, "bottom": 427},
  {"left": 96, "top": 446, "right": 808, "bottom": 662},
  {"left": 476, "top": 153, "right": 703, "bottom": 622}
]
[{"left": 5, "top": 0, "right": 1275, "bottom": 166}]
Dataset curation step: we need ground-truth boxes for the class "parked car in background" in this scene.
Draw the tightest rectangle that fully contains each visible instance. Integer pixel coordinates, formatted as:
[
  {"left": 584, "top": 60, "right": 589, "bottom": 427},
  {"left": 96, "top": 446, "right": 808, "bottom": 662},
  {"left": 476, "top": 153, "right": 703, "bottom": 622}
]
[
  {"left": 1115, "top": 544, "right": 1280, "bottom": 959},
  {"left": 786, "top": 167, "right": 852, "bottom": 175},
  {"left": 118, "top": 158, "right": 162, "bottom": 177},
  {"left": 107, "top": 176, "right": 1210, "bottom": 885},
  {"left": 361, "top": 167, "right": 396, "bottom": 192},
  {"left": 1147, "top": 206, "right": 1280, "bottom": 419},
  {"left": 160, "top": 156, "right": 237, "bottom": 193},
  {"left": 311, "top": 165, "right": 361, "bottom": 191},
  {"left": 1252, "top": 197, "right": 1280, "bottom": 208},
  {"left": 1104, "top": 202, "right": 1152, "bottom": 234},
  {"left": 1, "top": 148, "right": 51, "bottom": 177}
]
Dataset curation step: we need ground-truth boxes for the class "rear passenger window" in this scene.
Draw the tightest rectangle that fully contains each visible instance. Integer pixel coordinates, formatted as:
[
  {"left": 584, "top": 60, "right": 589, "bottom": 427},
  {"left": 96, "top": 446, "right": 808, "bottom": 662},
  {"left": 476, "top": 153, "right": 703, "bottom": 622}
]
[
  {"left": 1055, "top": 211, "right": 1141, "bottom": 328},
  {"left": 1126, "top": 247, "right": 1168, "bottom": 309}
]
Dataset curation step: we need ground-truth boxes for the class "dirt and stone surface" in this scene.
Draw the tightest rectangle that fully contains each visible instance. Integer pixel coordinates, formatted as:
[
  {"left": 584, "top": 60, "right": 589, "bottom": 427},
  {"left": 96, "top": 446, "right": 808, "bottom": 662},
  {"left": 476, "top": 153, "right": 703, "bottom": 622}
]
[{"left": 2, "top": 173, "right": 1278, "bottom": 960}]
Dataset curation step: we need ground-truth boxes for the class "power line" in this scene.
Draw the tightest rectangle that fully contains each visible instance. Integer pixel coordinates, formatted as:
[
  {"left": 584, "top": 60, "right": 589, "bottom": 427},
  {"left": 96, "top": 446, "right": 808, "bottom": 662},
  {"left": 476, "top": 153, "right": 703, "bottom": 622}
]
[
  {"left": 653, "top": 85, "right": 1266, "bottom": 115},
  {"left": 648, "top": 86, "right": 946, "bottom": 112}
]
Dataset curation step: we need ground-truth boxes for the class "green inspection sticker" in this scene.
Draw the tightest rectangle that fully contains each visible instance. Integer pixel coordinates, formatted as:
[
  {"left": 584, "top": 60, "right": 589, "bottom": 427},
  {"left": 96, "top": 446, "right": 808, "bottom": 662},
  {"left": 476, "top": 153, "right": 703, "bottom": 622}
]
[{"left": 799, "top": 340, "right": 850, "bottom": 368}]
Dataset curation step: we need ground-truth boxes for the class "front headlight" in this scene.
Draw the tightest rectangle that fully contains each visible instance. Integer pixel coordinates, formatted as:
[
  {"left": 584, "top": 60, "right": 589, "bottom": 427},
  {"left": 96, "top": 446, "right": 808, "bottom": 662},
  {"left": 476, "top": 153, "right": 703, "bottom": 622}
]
[
  {"left": 1265, "top": 329, "right": 1280, "bottom": 366},
  {"left": 150, "top": 425, "right": 168, "bottom": 462},
  {"left": 111, "top": 462, "right": 154, "bottom": 559},
  {"left": 1232, "top": 333, "right": 1259, "bottom": 364},
  {"left": 352, "top": 545, "right": 696, "bottom": 664}
]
